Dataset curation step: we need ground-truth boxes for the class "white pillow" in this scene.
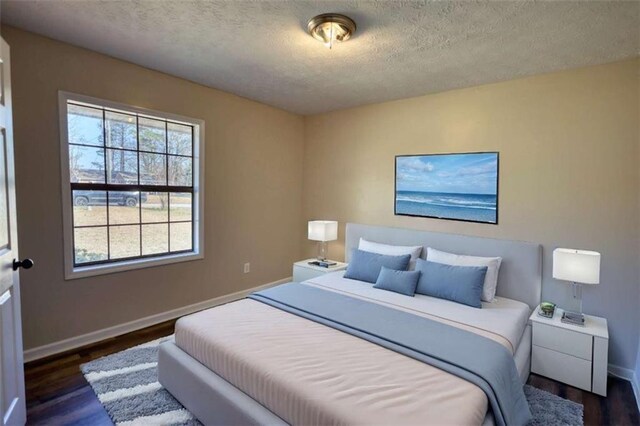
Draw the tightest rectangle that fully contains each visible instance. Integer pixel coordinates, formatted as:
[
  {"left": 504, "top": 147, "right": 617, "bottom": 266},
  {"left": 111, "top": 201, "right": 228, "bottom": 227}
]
[
  {"left": 359, "top": 238, "right": 423, "bottom": 270},
  {"left": 426, "top": 247, "right": 502, "bottom": 302}
]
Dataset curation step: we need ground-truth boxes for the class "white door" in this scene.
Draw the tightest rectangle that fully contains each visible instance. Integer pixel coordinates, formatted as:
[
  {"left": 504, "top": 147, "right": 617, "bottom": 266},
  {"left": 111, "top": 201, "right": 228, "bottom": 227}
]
[{"left": 0, "top": 37, "right": 27, "bottom": 426}]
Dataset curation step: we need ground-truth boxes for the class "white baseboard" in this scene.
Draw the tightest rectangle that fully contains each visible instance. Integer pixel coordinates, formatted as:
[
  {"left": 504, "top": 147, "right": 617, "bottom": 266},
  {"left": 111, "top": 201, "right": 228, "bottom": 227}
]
[
  {"left": 23, "top": 277, "right": 291, "bottom": 363},
  {"left": 608, "top": 363, "right": 640, "bottom": 412}
]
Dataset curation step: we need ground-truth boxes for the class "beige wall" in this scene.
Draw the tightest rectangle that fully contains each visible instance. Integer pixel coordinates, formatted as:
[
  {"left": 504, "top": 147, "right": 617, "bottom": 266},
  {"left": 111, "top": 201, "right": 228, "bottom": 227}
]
[
  {"left": 303, "top": 59, "right": 640, "bottom": 369},
  {"left": 3, "top": 26, "right": 305, "bottom": 350}
]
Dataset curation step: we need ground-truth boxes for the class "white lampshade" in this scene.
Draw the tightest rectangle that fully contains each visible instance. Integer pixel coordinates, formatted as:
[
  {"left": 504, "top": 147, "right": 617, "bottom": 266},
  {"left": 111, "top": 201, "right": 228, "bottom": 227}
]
[
  {"left": 553, "top": 248, "right": 601, "bottom": 285},
  {"left": 308, "top": 221, "right": 338, "bottom": 242}
]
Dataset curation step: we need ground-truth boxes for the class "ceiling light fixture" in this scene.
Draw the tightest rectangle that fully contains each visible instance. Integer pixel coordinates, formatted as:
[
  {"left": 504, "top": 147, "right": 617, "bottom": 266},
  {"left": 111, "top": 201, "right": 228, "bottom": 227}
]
[{"left": 307, "top": 13, "right": 356, "bottom": 49}]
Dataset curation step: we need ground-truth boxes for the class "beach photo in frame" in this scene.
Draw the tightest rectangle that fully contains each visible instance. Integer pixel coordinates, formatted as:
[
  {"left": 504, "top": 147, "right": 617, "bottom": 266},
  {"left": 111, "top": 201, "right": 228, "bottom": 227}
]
[{"left": 395, "top": 152, "right": 499, "bottom": 224}]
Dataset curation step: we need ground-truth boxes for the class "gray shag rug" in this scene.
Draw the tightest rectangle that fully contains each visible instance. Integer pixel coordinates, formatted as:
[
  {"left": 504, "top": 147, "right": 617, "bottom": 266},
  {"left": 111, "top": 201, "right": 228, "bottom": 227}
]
[{"left": 82, "top": 335, "right": 583, "bottom": 425}]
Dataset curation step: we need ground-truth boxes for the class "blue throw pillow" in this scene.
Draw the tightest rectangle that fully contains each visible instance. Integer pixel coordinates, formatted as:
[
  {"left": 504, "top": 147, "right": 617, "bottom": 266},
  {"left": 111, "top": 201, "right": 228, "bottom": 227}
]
[
  {"left": 414, "top": 259, "right": 487, "bottom": 308},
  {"left": 344, "top": 249, "right": 411, "bottom": 283},
  {"left": 373, "top": 267, "right": 421, "bottom": 296}
]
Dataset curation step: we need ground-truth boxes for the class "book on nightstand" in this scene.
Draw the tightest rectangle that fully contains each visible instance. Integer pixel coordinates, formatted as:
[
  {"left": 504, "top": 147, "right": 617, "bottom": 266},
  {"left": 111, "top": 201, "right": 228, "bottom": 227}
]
[
  {"left": 308, "top": 260, "right": 337, "bottom": 268},
  {"left": 561, "top": 311, "right": 586, "bottom": 326}
]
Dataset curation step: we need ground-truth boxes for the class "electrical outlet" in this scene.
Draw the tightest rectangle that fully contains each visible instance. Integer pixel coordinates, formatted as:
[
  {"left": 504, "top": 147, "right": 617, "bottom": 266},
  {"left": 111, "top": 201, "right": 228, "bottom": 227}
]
[{"left": 243, "top": 262, "right": 250, "bottom": 273}]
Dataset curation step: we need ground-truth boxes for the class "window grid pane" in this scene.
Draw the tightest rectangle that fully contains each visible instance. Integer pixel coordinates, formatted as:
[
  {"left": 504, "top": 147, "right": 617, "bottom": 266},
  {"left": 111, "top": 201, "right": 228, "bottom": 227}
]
[
  {"left": 110, "top": 225, "right": 141, "bottom": 259},
  {"left": 72, "top": 190, "right": 107, "bottom": 226},
  {"left": 105, "top": 110, "right": 137, "bottom": 150},
  {"left": 141, "top": 223, "right": 169, "bottom": 255},
  {"left": 67, "top": 104, "right": 103, "bottom": 147},
  {"left": 170, "top": 222, "right": 193, "bottom": 252},
  {"left": 74, "top": 226, "right": 108, "bottom": 264},
  {"left": 68, "top": 100, "right": 196, "bottom": 267},
  {"left": 108, "top": 191, "right": 140, "bottom": 225},
  {"left": 169, "top": 193, "right": 192, "bottom": 222},
  {"left": 69, "top": 145, "right": 106, "bottom": 183}
]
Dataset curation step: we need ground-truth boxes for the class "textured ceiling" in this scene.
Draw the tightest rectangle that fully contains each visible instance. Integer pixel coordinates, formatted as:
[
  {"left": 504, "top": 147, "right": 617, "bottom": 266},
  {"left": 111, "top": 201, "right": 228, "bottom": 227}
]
[{"left": 1, "top": 1, "right": 639, "bottom": 115}]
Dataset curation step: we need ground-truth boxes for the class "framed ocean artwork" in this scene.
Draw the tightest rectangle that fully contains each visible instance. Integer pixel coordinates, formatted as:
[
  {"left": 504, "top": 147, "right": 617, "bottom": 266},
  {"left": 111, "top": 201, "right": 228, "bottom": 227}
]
[{"left": 395, "top": 152, "right": 499, "bottom": 224}]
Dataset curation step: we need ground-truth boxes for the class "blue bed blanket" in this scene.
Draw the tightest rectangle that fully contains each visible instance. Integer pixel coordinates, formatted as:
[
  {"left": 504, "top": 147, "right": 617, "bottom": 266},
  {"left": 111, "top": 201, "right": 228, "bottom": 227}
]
[{"left": 248, "top": 283, "right": 531, "bottom": 426}]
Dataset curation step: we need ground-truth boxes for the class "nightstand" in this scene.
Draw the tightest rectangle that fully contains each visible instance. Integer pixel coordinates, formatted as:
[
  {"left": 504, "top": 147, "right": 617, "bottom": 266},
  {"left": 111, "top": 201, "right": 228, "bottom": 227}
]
[
  {"left": 292, "top": 259, "right": 347, "bottom": 282},
  {"left": 529, "top": 306, "right": 608, "bottom": 396}
]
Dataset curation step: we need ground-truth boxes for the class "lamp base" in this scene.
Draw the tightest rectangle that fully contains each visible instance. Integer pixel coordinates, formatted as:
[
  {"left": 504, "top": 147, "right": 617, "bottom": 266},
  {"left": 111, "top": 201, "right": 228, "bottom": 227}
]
[
  {"left": 561, "top": 310, "right": 585, "bottom": 326},
  {"left": 316, "top": 241, "right": 328, "bottom": 261}
]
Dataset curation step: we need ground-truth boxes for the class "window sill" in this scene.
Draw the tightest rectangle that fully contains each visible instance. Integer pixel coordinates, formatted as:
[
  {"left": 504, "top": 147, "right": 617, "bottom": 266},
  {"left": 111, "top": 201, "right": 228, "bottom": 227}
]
[{"left": 64, "top": 251, "right": 203, "bottom": 280}]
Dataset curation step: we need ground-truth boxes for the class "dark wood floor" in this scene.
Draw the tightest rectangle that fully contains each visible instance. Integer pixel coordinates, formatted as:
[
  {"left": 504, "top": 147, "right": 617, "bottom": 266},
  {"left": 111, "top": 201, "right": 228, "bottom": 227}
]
[
  {"left": 24, "top": 320, "right": 640, "bottom": 426},
  {"left": 528, "top": 374, "right": 639, "bottom": 426},
  {"left": 25, "top": 319, "right": 176, "bottom": 425}
]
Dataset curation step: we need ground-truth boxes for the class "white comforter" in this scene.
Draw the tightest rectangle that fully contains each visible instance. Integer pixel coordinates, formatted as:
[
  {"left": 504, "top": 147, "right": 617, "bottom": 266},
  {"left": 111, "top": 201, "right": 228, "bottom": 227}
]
[{"left": 175, "top": 273, "right": 531, "bottom": 425}]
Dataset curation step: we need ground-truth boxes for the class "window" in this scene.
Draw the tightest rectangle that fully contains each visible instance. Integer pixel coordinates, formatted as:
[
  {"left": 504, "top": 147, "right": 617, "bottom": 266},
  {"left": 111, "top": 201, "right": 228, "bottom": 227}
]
[{"left": 59, "top": 92, "right": 204, "bottom": 279}]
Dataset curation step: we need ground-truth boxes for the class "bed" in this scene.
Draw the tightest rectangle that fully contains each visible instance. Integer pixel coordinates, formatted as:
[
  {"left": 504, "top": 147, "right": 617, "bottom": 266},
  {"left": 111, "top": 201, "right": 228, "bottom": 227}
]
[{"left": 158, "top": 223, "right": 542, "bottom": 425}]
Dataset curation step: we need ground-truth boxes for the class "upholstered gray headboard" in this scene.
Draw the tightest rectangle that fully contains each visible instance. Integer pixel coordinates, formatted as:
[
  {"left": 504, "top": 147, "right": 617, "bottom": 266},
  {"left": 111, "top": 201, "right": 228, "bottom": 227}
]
[{"left": 345, "top": 223, "right": 542, "bottom": 310}]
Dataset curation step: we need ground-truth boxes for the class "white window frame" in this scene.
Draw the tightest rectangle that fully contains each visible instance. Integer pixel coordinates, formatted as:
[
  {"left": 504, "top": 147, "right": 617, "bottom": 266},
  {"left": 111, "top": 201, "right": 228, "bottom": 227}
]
[{"left": 58, "top": 91, "right": 205, "bottom": 280}]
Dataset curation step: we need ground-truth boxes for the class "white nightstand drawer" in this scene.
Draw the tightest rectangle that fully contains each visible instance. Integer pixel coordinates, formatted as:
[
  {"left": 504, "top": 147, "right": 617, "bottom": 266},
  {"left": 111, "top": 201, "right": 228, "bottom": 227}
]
[
  {"left": 532, "top": 345, "right": 592, "bottom": 391},
  {"left": 533, "top": 322, "right": 592, "bottom": 361},
  {"left": 293, "top": 265, "right": 323, "bottom": 282}
]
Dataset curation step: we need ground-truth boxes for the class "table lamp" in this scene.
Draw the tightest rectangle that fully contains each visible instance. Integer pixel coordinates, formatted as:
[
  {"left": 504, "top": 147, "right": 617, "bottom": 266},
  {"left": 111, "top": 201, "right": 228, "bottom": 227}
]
[
  {"left": 552, "top": 248, "right": 601, "bottom": 326},
  {"left": 308, "top": 220, "right": 338, "bottom": 261}
]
